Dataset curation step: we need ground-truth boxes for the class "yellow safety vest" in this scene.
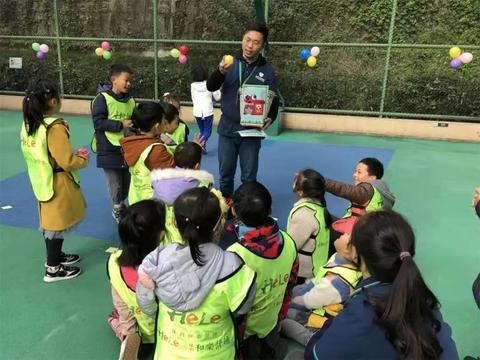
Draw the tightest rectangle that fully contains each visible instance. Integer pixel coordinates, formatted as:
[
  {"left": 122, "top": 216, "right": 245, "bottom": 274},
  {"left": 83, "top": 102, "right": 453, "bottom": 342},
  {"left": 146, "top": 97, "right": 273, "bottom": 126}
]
[
  {"left": 107, "top": 250, "right": 155, "bottom": 343},
  {"left": 154, "top": 259, "right": 255, "bottom": 359},
  {"left": 344, "top": 186, "right": 383, "bottom": 217},
  {"left": 312, "top": 254, "right": 362, "bottom": 317},
  {"left": 228, "top": 230, "right": 297, "bottom": 338},
  {"left": 100, "top": 92, "right": 135, "bottom": 147},
  {"left": 128, "top": 143, "right": 164, "bottom": 205},
  {"left": 164, "top": 122, "right": 188, "bottom": 155},
  {"left": 20, "top": 117, "right": 80, "bottom": 201},
  {"left": 287, "top": 201, "right": 330, "bottom": 277}
]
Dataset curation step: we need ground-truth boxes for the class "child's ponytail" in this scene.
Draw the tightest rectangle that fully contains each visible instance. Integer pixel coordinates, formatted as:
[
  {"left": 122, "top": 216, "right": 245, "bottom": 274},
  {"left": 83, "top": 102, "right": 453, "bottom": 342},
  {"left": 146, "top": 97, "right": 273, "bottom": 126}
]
[
  {"left": 173, "top": 187, "right": 222, "bottom": 266},
  {"left": 351, "top": 210, "right": 443, "bottom": 359},
  {"left": 22, "top": 79, "right": 60, "bottom": 136}
]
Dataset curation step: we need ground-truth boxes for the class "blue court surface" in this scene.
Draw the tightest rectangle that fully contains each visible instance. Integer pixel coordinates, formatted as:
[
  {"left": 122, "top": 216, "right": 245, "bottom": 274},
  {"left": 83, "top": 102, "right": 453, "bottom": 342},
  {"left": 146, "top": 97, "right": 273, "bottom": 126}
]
[{"left": 0, "top": 133, "right": 393, "bottom": 241}]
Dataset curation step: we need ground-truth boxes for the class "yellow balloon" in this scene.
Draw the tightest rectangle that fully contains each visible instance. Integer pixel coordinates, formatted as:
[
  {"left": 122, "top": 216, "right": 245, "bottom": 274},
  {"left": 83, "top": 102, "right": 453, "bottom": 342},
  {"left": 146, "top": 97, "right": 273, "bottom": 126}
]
[
  {"left": 449, "top": 47, "right": 461, "bottom": 59},
  {"left": 307, "top": 56, "right": 317, "bottom": 68},
  {"left": 95, "top": 47, "right": 104, "bottom": 56}
]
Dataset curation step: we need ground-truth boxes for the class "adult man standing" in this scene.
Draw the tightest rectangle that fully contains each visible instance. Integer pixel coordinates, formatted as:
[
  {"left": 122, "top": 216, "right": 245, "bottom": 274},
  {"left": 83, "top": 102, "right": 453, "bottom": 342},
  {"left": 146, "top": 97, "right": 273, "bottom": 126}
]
[{"left": 207, "top": 23, "right": 279, "bottom": 199}]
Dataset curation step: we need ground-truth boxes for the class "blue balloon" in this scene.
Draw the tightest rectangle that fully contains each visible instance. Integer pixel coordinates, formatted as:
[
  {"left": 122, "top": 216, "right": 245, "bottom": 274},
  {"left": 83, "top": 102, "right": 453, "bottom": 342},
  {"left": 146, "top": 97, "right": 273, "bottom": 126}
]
[{"left": 299, "top": 48, "right": 310, "bottom": 59}]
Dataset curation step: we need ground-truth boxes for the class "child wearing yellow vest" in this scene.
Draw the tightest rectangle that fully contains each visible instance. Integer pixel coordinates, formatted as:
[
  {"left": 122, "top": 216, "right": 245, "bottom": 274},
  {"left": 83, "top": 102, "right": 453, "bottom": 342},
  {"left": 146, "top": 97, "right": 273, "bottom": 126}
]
[
  {"left": 281, "top": 221, "right": 362, "bottom": 346},
  {"left": 107, "top": 199, "right": 166, "bottom": 360},
  {"left": 287, "top": 169, "right": 332, "bottom": 281},
  {"left": 120, "top": 102, "right": 176, "bottom": 205},
  {"left": 150, "top": 141, "right": 228, "bottom": 244},
  {"left": 136, "top": 187, "right": 256, "bottom": 360},
  {"left": 91, "top": 64, "right": 135, "bottom": 223},
  {"left": 227, "top": 181, "right": 299, "bottom": 360},
  {"left": 162, "top": 93, "right": 190, "bottom": 154},
  {"left": 20, "top": 79, "right": 89, "bottom": 282},
  {"left": 326, "top": 157, "right": 396, "bottom": 239}
]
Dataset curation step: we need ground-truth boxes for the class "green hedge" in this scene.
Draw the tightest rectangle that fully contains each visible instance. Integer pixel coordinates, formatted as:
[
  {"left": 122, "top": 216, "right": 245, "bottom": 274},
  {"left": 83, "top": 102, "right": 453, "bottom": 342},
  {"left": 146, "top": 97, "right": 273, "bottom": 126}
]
[{"left": 1, "top": 0, "right": 479, "bottom": 117}]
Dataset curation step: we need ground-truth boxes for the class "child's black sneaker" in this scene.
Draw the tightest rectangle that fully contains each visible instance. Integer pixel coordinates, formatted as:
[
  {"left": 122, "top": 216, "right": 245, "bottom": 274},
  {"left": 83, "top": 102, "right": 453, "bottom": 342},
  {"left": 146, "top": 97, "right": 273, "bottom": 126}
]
[
  {"left": 43, "top": 265, "right": 81, "bottom": 283},
  {"left": 44, "top": 253, "right": 80, "bottom": 267},
  {"left": 60, "top": 252, "right": 80, "bottom": 265}
]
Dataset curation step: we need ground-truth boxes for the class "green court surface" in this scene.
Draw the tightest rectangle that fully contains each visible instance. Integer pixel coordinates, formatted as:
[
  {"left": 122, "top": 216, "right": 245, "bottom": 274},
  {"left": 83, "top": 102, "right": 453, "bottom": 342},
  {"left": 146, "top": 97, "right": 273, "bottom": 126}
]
[{"left": 0, "top": 110, "right": 479, "bottom": 359}]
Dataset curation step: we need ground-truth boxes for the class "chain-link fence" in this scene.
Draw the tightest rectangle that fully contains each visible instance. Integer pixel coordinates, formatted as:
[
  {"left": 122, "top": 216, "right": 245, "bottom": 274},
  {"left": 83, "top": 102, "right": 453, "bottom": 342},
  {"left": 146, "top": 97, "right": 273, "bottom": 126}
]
[{"left": 1, "top": 0, "right": 479, "bottom": 122}]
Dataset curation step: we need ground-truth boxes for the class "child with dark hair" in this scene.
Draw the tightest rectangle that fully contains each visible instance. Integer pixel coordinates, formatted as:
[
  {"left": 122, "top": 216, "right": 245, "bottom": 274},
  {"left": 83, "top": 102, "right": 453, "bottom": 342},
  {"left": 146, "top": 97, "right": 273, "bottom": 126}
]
[
  {"left": 150, "top": 141, "right": 227, "bottom": 244},
  {"left": 107, "top": 199, "right": 166, "bottom": 360},
  {"left": 282, "top": 222, "right": 362, "bottom": 346},
  {"left": 191, "top": 65, "right": 221, "bottom": 152},
  {"left": 287, "top": 169, "right": 332, "bottom": 280},
  {"left": 162, "top": 93, "right": 190, "bottom": 152},
  {"left": 326, "top": 157, "right": 396, "bottom": 239},
  {"left": 119, "top": 102, "right": 175, "bottom": 205},
  {"left": 21, "top": 79, "right": 89, "bottom": 282},
  {"left": 227, "top": 181, "right": 298, "bottom": 360},
  {"left": 136, "top": 187, "right": 256, "bottom": 359},
  {"left": 306, "top": 210, "right": 458, "bottom": 359},
  {"left": 91, "top": 64, "right": 135, "bottom": 222}
]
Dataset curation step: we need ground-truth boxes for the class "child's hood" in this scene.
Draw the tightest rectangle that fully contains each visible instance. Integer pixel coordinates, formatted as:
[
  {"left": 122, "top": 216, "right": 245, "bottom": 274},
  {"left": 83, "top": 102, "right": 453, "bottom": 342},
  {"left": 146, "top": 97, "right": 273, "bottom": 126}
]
[
  {"left": 369, "top": 179, "right": 396, "bottom": 209},
  {"left": 139, "top": 243, "right": 227, "bottom": 312},
  {"left": 151, "top": 168, "right": 214, "bottom": 205},
  {"left": 97, "top": 82, "right": 112, "bottom": 93},
  {"left": 120, "top": 135, "right": 161, "bottom": 166},
  {"left": 191, "top": 81, "right": 208, "bottom": 93}
]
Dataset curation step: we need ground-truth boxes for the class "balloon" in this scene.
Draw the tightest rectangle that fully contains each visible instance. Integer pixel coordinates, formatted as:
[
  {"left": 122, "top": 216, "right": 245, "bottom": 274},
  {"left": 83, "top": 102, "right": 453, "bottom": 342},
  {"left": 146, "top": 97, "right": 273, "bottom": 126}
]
[
  {"left": 36, "top": 51, "right": 46, "bottom": 60},
  {"left": 310, "top": 46, "right": 320, "bottom": 57},
  {"left": 450, "top": 58, "right": 462, "bottom": 69},
  {"left": 307, "top": 56, "right": 317, "bottom": 67},
  {"left": 32, "top": 42, "right": 40, "bottom": 51},
  {"left": 103, "top": 50, "right": 112, "bottom": 60},
  {"left": 449, "top": 47, "right": 461, "bottom": 59},
  {"left": 459, "top": 52, "right": 473, "bottom": 64},
  {"left": 101, "top": 41, "right": 111, "bottom": 51},
  {"left": 95, "top": 47, "right": 104, "bottom": 56},
  {"left": 299, "top": 48, "right": 310, "bottom": 59},
  {"left": 170, "top": 48, "right": 180, "bottom": 58},
  {"left": 39, "top": 44, "right": 49, "bottom": 53},
  {"left": 179, "top": 45, "right": 189, "bottom": 55},
  {"left": 224, "top": 54, "right": 234, "bottom": 65},
  {"left": 179, "top": 54, "right": 187, "bottom": 64}
]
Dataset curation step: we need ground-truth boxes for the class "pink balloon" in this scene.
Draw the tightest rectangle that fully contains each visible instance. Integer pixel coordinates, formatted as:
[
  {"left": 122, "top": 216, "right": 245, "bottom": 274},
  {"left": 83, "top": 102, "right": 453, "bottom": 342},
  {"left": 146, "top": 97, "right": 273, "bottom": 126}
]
[
  {"left": 101, "top": 41, "right": 111, "bottom": 51},
  {"left": 178, "top": 54, "right": 187, "bottom": 64},
  {"left": 459, "top": 52, "right": 473, "bottom": 64},
  {"left": 310, "top": 46, "right": 320, "bottom": 57}
]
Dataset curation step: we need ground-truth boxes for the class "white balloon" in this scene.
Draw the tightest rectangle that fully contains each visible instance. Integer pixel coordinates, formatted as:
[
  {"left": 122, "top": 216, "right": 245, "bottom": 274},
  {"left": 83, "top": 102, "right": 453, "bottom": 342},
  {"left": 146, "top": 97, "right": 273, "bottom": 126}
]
[
  {"left": 310, "top": 46, "right": 320, "bottom": 57},
  {"left": 459, "top": 52, "right": 473, "bottom": 64},
  {"left": 39, "top": 44, "right": 49, "bottom": 53}
]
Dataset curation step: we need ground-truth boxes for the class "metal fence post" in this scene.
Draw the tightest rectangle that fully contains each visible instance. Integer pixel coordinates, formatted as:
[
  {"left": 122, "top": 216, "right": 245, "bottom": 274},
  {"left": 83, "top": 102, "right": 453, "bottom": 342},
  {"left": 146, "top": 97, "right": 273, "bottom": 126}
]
[
  {"left": 53, "top": 0, "right": 64, "bottom": 95},
  {"left": 379, "top": 0, "right": 398, "bottom": 118}
]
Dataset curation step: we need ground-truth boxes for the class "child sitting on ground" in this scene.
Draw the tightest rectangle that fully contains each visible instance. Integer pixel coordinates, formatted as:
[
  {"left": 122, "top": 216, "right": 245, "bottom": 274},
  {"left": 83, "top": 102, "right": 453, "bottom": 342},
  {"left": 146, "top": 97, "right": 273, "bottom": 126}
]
[
  {"left": 227, "top": 181, "right": 299, "bottom": 360},
  {"left": 136, "top": 188, "right": 256, "bottom": 360},
  {"left": 281, "top": 220, "right": 362, "bottom": 346},
  {"left": 287, "top": 169, "right": 332, "bottom": 281},
  {"left": 326, "top": 157, "right": 396, "bottom": 244},
  {"left": 151, "top": 141, "right": 227, "bottom": 244},
  {"left": 107, "top": 199, "right": 166, "bottom": 360}
]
